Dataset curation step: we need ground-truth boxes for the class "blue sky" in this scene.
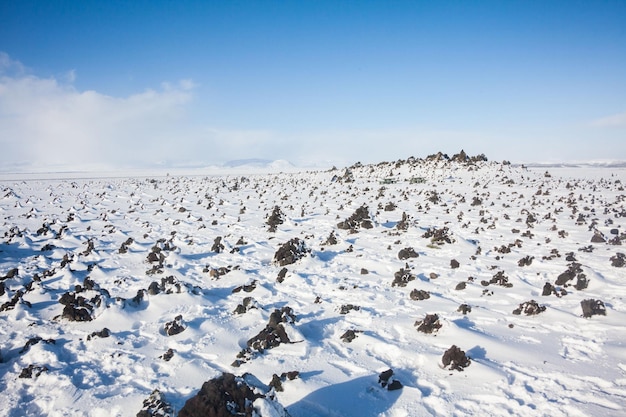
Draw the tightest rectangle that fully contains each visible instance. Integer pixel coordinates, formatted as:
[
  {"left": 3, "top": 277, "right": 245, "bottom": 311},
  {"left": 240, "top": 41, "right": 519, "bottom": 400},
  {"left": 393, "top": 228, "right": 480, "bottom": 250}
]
[{"left": 1, "top": 0, "right": 625, "bottom": 171}]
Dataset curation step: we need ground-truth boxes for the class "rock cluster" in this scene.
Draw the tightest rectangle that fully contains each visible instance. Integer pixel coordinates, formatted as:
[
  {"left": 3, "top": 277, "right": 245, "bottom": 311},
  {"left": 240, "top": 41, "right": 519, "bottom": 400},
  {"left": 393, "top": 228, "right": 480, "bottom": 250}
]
[
  {"left": 233, "top": 307, "right": 297, "bottom": 366},
  {"left": 178, "top": 373, "right": 289, "bottom": 417},
  {"left": 337, "top": 205, "right": 373, "bottom": 232},
  {"left": 273, "top": 238, "right": 310, "bottom": 266}
]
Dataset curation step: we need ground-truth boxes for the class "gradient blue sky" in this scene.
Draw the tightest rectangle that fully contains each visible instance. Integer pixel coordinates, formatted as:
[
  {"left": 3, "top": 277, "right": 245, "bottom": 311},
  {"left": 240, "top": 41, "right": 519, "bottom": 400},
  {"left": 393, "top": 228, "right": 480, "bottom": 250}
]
[{"left": 1, "top": 0, "right": 625, "bottom": 171}]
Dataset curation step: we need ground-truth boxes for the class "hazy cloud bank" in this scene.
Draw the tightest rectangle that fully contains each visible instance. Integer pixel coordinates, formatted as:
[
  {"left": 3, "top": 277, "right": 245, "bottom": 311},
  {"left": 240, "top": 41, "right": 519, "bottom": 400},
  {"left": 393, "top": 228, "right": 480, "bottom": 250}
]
[{"left": 0, "top": 53, "right": 195, "bottom": 172}]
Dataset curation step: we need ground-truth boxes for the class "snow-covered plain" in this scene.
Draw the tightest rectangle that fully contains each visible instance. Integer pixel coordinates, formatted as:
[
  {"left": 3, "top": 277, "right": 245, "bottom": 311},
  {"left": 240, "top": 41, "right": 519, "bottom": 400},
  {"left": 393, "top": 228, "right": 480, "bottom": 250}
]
[{"left": 1, "top": 155, "right": 625, "bottom": 416}]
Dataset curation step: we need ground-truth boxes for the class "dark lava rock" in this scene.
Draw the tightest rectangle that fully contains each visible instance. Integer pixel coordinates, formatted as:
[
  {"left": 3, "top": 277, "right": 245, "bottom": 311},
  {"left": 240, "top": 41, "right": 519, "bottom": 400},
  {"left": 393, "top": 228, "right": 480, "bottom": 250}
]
[
  {"left": 0, "top": 289, "right": 28, "bottom": 312},
  {"left": 87, "top": 328, "right": 111, "bottom": 341},
  {"left": 410, "top": 289, "right": 430, "bottom": 301},
  {"left": 276, "top": 267, "right": 288, "bottom": 283},
  {"left": 268, "top": 371, "right": 300, "bottom": 393},
  {"left": 19, "top": 337, "right": 55, "bottom": 354},
  {"left": 392, "top": 264, "right": 416, "bottom": 287},
  {"left": 232, "top": 280, "right": 257, "bottom": 293},
  {"left": 233, "top": 297, "right": 258, "bottom": 315},
  {"left": 486, "top": 271, "right": 513, "bottom": 288},
  {"left": 542, "top": 282, "right": 556, "bottom": 296},
  {"left": 555, "top": 263, "right": 583, "bottom": 286},
  {"left": 160, "top": 348, "right": 175, "bottom": 362},
  {"left": 234, "top": 307, "right": 297, "bottom": 366},
  {"left": 267, "top": 205, "right": 285, "bottom": 232},
  {"left": 211, "top": 237, "right": 225, "bottom": 253},
  {"left": 575, "top": 274, "right": 589, "bottom": 290},
  {"left": 269, "top": 374, "right": 284, "bottom": 392},
  {"left": 591, "top": 232, "right": 606, "bottom": 243},
  {"left": 3, "top": 268, "right": 18, "bottom": 279},
  {"left": 137, "top": 389, "right": 174, "bottom": 417},
  {"left": 179, "top": 373, "right": 291, "bottom": 417},
  {"left": 339, "top": 304, "right": 360, "bottom": 314},
  {"left": 422, "top": 226, "right": 455, "bottom": 245},
  {"left": 610, "top": 253, "right": 625, "bottom": 267},
  {"left": 518, "top": 255, "right": 534, "bottom": 267},
  {"left": 19, "top": 364, "right": 49, "bottom": 379},
  {"left": 323, "top": 231, "right": 338, "bottom": 245},
  {"left": 450, "top": 259, "right": 460, "bottom": 269},
  {"left": 337, "top": 205, "right": 373, "bottom": 232},
  {"left": 340, "top": 329, "right": 362, "bottom": 343},
  {"left": 147, "top": 281, "right": 160, "bottom": 295},
  {"left": 415, "top": 314, "right": 442, "bottom": 334},
  {"left": 581, "top": 299, "right": 606, "bottom": 318},
  {"left": 58, "top": 292, "right": 98, "bottom": 321},
  {"left": 455, "top": 282, "right": 467, "bottom": 290},
  {"left": 442, "top": 345, "right": 471, "bottom": 371},
  {"left": 398, "top": 247, "right": 419, "bottom": 260},
  {"left": 178, "top": 373, "right": 262, "bottom": 417},
  {"left": 512, "top": 300, "right": 546, "bottom": 316},
  {"left": 396, "top": 212, "right": 411, "bottom": 231},
  {"left": 273, "top": 238, "right": 310, "bottom": 266},
  {"left": 378, "top": 369, "right": 403, "bottom": 391},
  {"left": 457, "top": 304, "right": 472, "bottom": 314},
  {"left": 164, "top": 315, "right": 186, "bottom": 336}
]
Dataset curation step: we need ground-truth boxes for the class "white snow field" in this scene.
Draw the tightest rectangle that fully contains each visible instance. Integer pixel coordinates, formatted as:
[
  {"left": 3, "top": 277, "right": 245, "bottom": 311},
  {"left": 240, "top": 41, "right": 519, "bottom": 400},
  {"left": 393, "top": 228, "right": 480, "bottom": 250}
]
[{"left": 1, "top": 153, "right": 625, "bottom": 416}]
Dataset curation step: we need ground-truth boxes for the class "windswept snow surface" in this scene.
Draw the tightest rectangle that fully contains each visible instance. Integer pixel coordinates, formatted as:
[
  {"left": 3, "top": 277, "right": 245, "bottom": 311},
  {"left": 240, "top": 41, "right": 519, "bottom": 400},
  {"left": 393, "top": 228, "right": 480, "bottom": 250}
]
[{"left": 1, "top": 158, "right": 626, "bottom": 416}]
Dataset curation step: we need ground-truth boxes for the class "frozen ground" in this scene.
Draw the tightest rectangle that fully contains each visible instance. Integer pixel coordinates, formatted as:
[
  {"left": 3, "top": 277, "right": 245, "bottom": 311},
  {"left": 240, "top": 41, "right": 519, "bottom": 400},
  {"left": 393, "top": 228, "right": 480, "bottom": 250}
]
[{"left": 1, "top": 154, "right": 625, "bottom": 416}]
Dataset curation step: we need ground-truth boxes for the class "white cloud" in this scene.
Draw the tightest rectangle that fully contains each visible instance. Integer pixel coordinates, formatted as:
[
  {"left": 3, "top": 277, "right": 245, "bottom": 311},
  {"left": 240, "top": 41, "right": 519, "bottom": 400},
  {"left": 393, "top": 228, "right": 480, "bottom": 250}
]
[
  {"left": 590, "top": 111, "right": 626, "bottom": 128},
  {"left": 0, "top": 54, "right": 196, "bottom": 171},
  {"left": 0, "top": 52, "right": 26, "bottom": 75}
]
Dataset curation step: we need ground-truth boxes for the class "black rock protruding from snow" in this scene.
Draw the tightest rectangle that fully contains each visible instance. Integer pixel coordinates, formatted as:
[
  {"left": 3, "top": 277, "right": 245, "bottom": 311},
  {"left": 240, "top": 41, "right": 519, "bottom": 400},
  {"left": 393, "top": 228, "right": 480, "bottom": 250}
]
[
  {"left": 233, "top": 307, "right": 297, "bottom": 366},
  {"left": 87, "top": 328, "right": 110, "bottom": 341},
  {"left": 457, "top": 304, "right": 472, "bottom": 314},
  {"left": 211, "top": 236, "right": 225, "bottom": 253},
  {"left": 276, "top": 267, "right": 288, "bottom": 283},
  {"left": 415, "top": 314, "right": 442, "bottom": 334},
  {"left": 164, "top": 315, "right": 186, "bottom": 336},
  {"left": 581, "top": 299, "right": 606, "bottom": 318},
  {"left": 410, "top": 289, "right": 430, "bottom": 301},
  {"left": 337, "top": 205, "right": 373, "bottom": 233},
  {"left": 273, "top": 238, "right": 310, "bottom": 266},
  {"left": 267, "top": 205, "right": 285, "bottom": 232},
  {"left": 178, "top": 372, "right": 289, "bottom": 417},
  {"left": 442, "top": 345, "right": 471, "bottom": 371},
  {"left": 422, "top": 226, "right": 455, "bottom": 245},
  {"left": 58, "top": 292, "right": 100, "bottom": 322},
  {"left": 392, "top": 264, "right": 416, "bottom": 287},
  {"left": 378, "top": 369, "right": 403, "bottom": 391},
  {"left": 340, "top": 329, "right": 362, "bottom": 343},
  {"left": 269, "top": 371, "right": 300, "bottom": 392},
  {"left": 233, "top": 297, "right": 258, "bottom": 315},
  {"left": 611, "top": 253, "right": 625, "bottom": 267},
  {"left": 137, "top": 389, "right": 173, "bottom": 417},
  {"left": 398, "top": 247, "right": 419, "bottom": 260},
  {"left": 512, "top": 300, "right": 546, "bottom": 316},
  {"left": 19, "top": 364, "right": 49, "bottom": 379}
]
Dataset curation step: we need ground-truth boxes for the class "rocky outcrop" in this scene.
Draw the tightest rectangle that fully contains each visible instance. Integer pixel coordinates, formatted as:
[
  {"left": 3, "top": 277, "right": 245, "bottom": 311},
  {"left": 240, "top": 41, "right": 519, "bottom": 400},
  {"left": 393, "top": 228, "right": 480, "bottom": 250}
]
[
  {"left": 136, "top": 389, "right": 173, "bottom": 417},
  {"left": 337, "top": 205, "right": 373, "bottom": 232},
  {"left": 233, "top": 307, "right": 297, "bottom": 366},
  {"left": 273, "top": 238, "right": 310, "bottom": 266},
  {"left": 178, "top": 373, "right": 289, "bottom": 417}
]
